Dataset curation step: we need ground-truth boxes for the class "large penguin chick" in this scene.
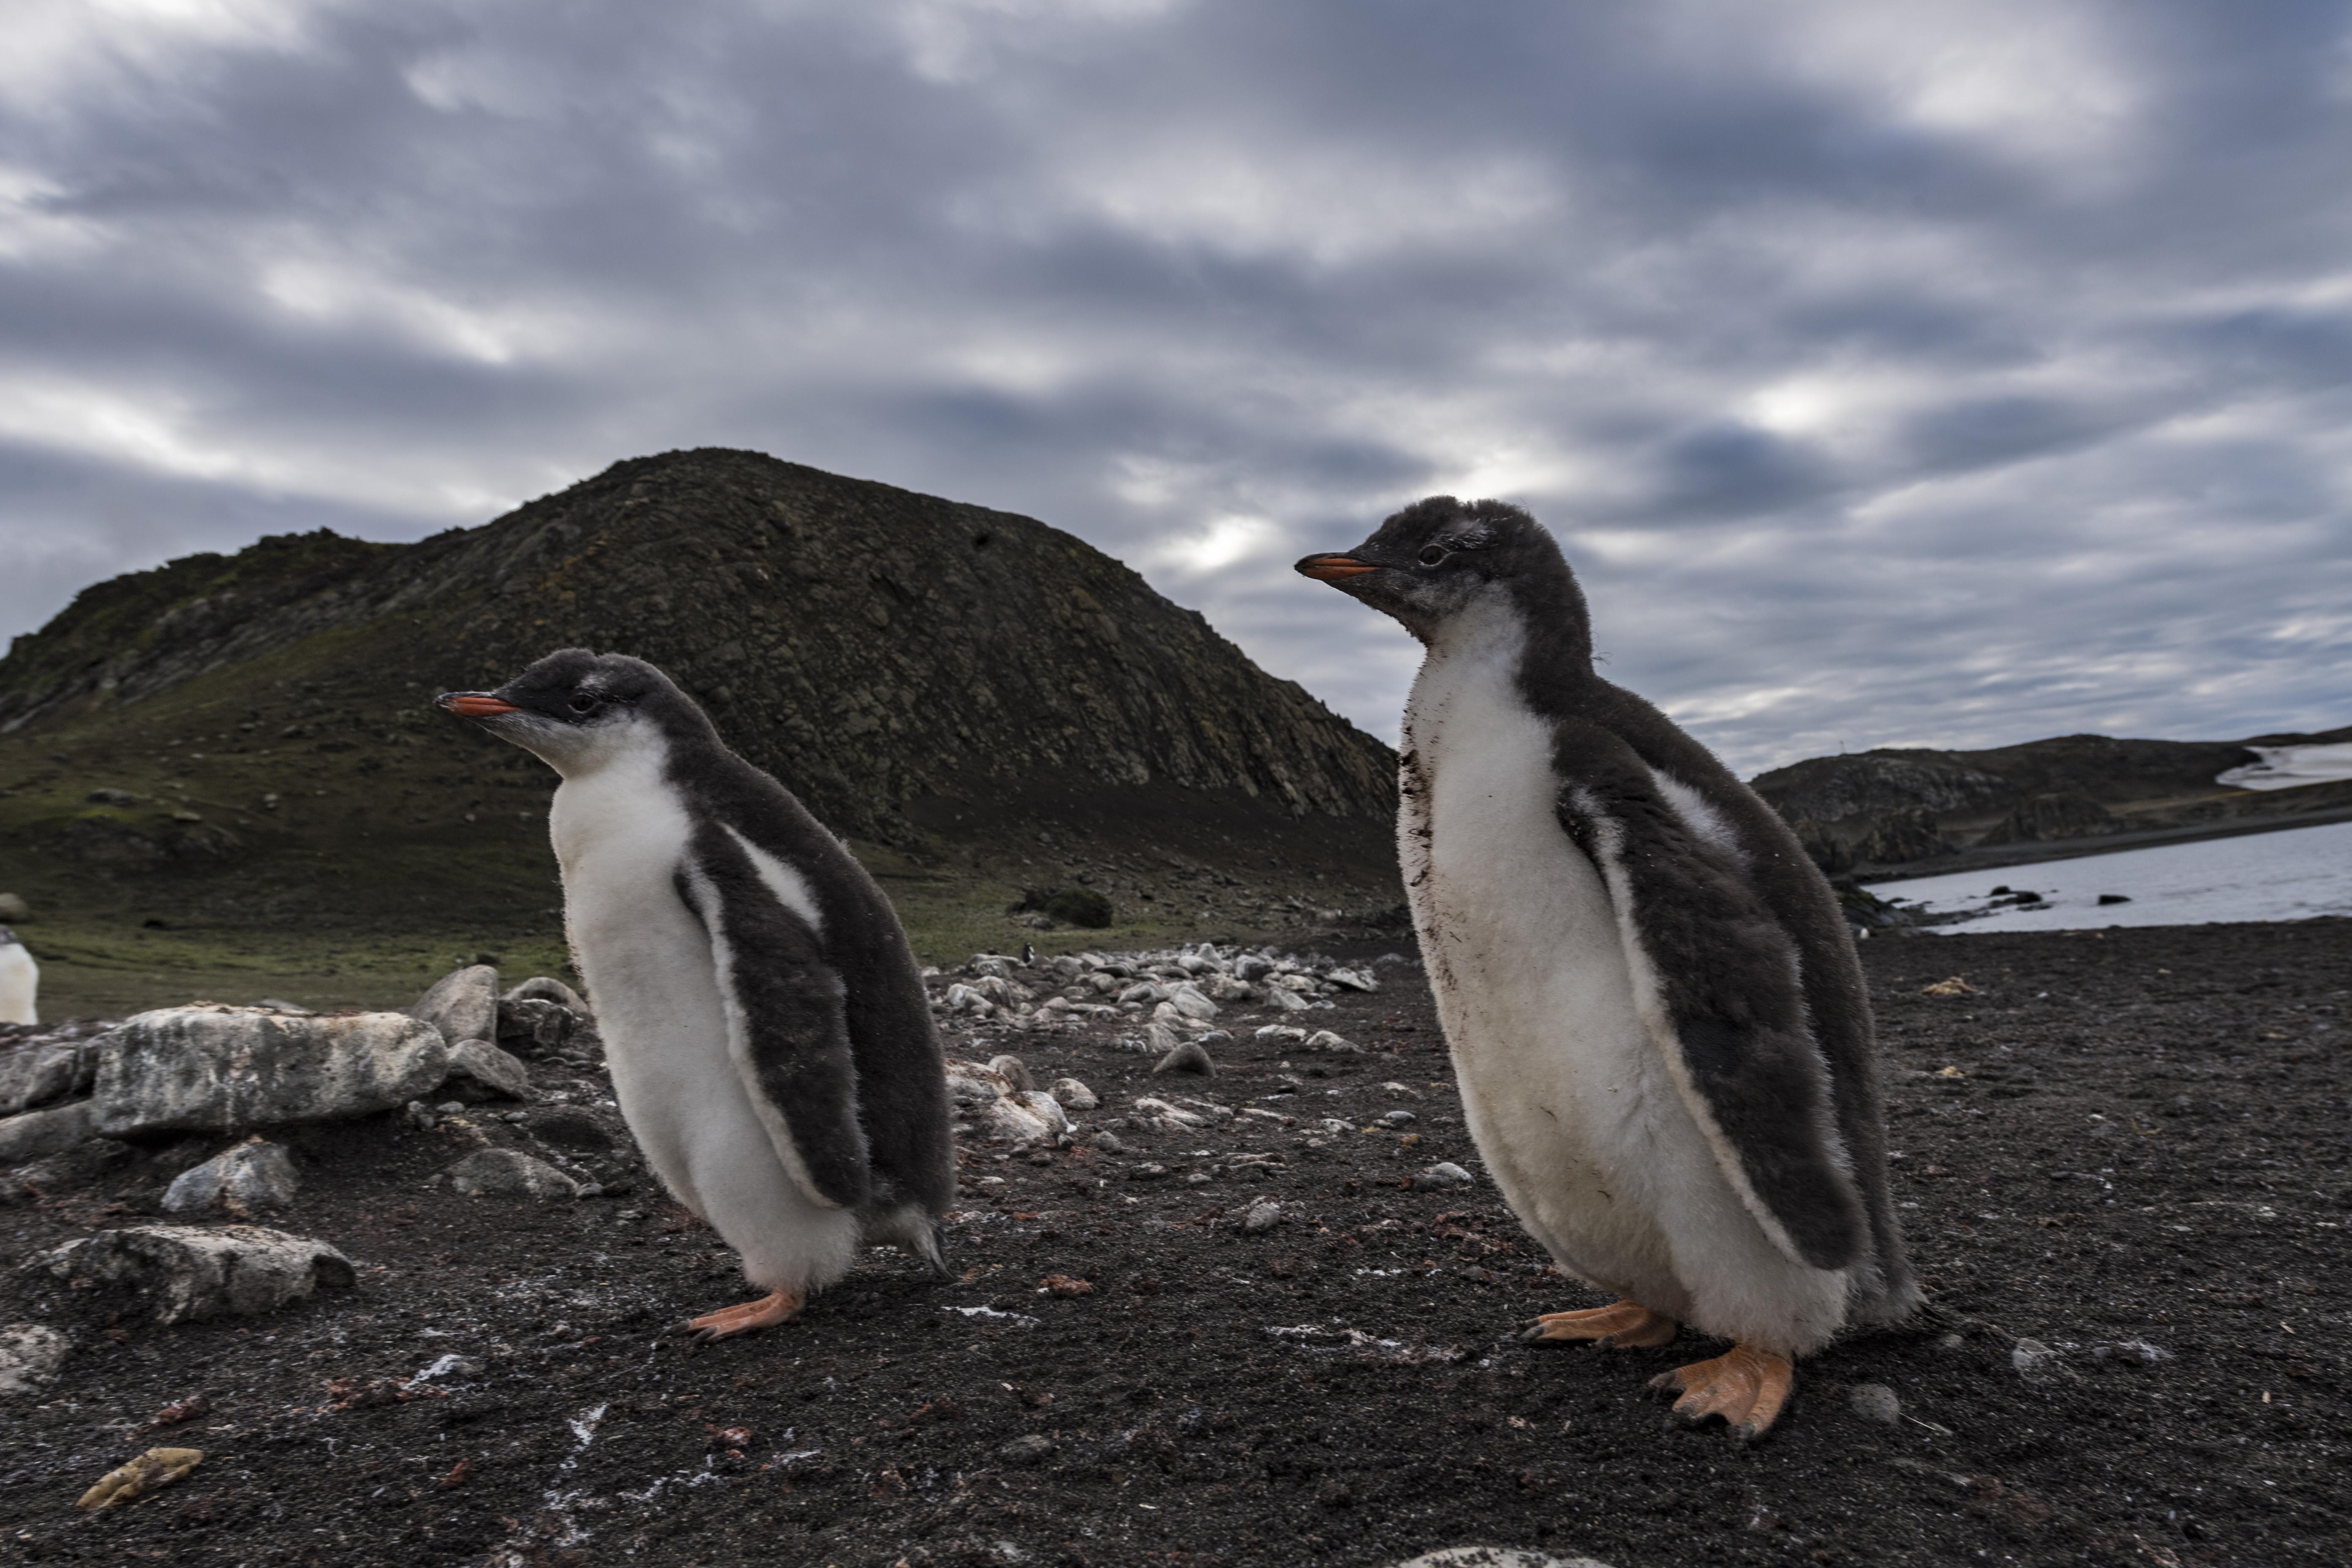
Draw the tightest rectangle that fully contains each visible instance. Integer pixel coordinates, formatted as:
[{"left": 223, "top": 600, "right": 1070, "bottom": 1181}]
[
  {"left": 1298, "top": 497, "right": 1916, "bottom": 1442},
  {"left": 436, "top": 649, "right": 956, "bottom": 1340}
]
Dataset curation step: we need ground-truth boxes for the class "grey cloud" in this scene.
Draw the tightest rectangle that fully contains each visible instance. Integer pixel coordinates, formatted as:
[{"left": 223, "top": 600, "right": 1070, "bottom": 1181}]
[{"left": 0, "top": 0, "right": 2347, "bottom": 777}]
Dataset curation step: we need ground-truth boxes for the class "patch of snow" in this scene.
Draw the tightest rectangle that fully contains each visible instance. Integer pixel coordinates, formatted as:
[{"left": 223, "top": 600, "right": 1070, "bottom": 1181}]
[{"left": 2217, "top": 742, "right": 2352, "bottom": 790}]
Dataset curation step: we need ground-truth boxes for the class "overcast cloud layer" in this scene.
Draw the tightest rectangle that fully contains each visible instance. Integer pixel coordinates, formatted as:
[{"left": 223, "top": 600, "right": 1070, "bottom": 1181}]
[{"left": 3, "top": 0, "right": 2349, "bottom": 774}]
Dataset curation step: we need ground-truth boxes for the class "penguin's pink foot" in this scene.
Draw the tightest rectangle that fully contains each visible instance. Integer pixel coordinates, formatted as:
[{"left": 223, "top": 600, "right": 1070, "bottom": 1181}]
[
  {"left": 1647, "top": 1343, "right": 1795, "bottom": 1442},
  {"left": 1521, "top": 1298, "right": 1679, "bottom": 1349},
  {"left": 682, "top": 1289, "right": 802, "bottom": 1343}
]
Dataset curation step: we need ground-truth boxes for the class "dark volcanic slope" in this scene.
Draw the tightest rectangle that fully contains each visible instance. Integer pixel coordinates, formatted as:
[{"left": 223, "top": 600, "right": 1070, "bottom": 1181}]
[
  {"left": 2, "top": 920, "right": 2346, "bottom": 1567},
  {"left": 0, "top": 449, "right": 1392, "bottom": 840}
]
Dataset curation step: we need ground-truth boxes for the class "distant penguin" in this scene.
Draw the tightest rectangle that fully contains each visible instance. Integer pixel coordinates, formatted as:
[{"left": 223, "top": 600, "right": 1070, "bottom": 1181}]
[
  {"left": 0, "top": 926, "right": 35, "bottom": 1026},
  {"left": 437, "top": 651, "right": 954, "bottom": 1339},
  {"left": 1298, "top": 498, "right": 1915, "bottom": 1440}
]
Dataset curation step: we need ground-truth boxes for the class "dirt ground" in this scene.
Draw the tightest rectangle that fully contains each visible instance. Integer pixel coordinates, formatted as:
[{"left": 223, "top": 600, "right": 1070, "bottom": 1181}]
[{"left": 3, "top": 919, "right": 2347, "bottom": 1568}]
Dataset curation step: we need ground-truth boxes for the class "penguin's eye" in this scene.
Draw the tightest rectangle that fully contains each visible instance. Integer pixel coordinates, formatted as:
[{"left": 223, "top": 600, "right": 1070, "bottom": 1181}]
[
  {"left": 568, "top": 692, "right": 600, "bottom": 714},
  {"left": 1418, "top": 545, "right": 1450, "bottom": 567}
]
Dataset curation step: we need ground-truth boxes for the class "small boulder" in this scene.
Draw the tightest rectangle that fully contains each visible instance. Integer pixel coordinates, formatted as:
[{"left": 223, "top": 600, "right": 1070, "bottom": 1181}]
[
  {"left": 1303, "top": 1029, "right": 1361, "bottom": 1054},
  {"left": 161, "top": 1140, "right": 299, "bottom": 1214},
  {"left": 442, "top": 1040, "right": 534, "bottom": 1102},
  {"left": 444, "top": 1149, "right": 580, "bottom": 1200},
  {"left": 998, "top": 1433, "right": 1055, "bottom": 1466},
  {"left": 1243, "top": 1201, "right": 1282, "bottom": 1234},
  {"left": 987, "top": 1054, "right": 1037, "bottom": 1092},
  {"left": 409, "top": 964, "right": 498, "bottom": 1046},
  {"left": 1417, "top": 1162, "right": 1476, "bottom": 1189},
  {"left": 1326, "top": 967, "right": 1380, "bottom": 992},
  {"left": 1049, "top": 1078, "right": 1098, "bottom": 1111},
  {"left": 0, "top": 1099, "right": 98, "bottom": 1163},
  {"left": 41, "top": 1225, "right": 355, "bottom": 1325},
  {"left": 0, "top": 1323, "right": 70, "bottom": 1397},
  {"left": 0, "top": 1040, "right": 89, "bottom": 1116},
  {"left": 501, "top": 975, "right": 588, "bottom": 1013},
  {"left": 496, "top": 996, "right": 583, "bottom": 1057},
  {"left": 90, "top": 1007, "right": 449, "bottom": 1136},
  {"left": 941, "top": 1060, "right": 1066, "bottom": 1148},
  {"left": 1262, "top": 985, "right": 1311, "bottom": 1013}
]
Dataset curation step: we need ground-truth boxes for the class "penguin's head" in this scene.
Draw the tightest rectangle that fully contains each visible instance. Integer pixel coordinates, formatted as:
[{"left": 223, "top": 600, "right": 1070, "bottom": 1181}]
[
  {"left": 436, "top": 648, "right": 710, "bottom": 775},
  {"left": 1295, "top": 495, "right": 1584, "bottom": 648}
]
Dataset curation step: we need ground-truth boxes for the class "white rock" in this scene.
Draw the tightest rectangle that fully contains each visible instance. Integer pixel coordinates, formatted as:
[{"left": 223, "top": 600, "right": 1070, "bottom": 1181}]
[
  {"left": 0, "top": 1323, "right": 70, "bottom": 1397},
  {"left": 1391, "top": 1550, "right": 1617, "bottom": 1568},
  {"left": 1326, "top": 967, "right": 1380, "bottom": 992},
  {"left": 408, "top": 964, "right": 498, "bottom": 1046},
  {"left": 161, "top": 1140, "right": 299, "bottom": 1214},
  {"left": 90, "top": 1007, "right": 450, "bottom": 1138},
  {"left": 1165, "top": 984, "right": 1218, "bottom": 1020},
  {"left": 446, "top": 1149, "right": 581, "bottom": 1199},
  {"left": 41, "top": 1225, "right": 355, "bottom": 1324},
  {"left": 1262, "top": 985, "right": 1311, "bottom": 1013},
  {"left": 1254, "top": 1024, "right": 1308, "bottom": 1042},
  {"left": 1203, "top": 972, "right": 1254, "bottom": 1003},
  {"left": 942, "top": 1059, "right": 1065, "bottom": 1148},
  {"left": 1243, "top": 1201, "right": 1282, "bottom": 1234},
  {"left": 501, "top": 975, "right": 588, "bottom": 1013},
  {"left": 0, "top": 1099, "right": 98, "bottom": 1163},
  {"left": 1418, "top": 1162, "right": 1476, "bottom": 1188},
  {"left": 987, "top": 1054, "right": 1036, "bottom": 1092},
  {"left": 1128, "top": 1097, "right": 1207, "bottom": 1132},
  {"left": 1049, "top": 1078, "right": 1098, "bottom": 1111},
  {"left": 2010, "top": 1338, "right": 2067, "bottom": 1382},
  {"left": 1303, "top": 1029, "right": 1361, "bottom": 1054},
  {"left": 1846, "top": 1382, "right": 1902, "bottom": 1425}
]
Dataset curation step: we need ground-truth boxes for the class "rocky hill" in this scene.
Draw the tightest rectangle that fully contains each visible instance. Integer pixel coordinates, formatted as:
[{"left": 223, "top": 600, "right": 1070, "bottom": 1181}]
[
  {"left": 1753, "top": 726, "right": 2352, "bottom": 877},
  {"left": 0, "top": 450, "right": 1399, "bottom": 1007}
]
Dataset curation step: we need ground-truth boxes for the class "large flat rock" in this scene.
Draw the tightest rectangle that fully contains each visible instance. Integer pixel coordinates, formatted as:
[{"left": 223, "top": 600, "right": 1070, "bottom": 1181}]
[{"left": 89, "top": 1006, "right": 449, "bottom": 1137}]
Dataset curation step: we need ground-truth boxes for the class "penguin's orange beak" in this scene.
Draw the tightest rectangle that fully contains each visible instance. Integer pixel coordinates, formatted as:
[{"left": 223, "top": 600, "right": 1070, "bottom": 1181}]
[
  {"left": 437, "top": 692, "right": 520, "bottom": 718},
  {"left": 1295, "top": 553, "right": 1379, "bottom": 582}
]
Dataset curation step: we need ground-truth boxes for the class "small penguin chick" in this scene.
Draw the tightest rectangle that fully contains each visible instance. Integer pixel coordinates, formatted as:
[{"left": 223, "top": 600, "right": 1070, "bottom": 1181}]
[
  {"left": 0, "top": 925, "right": 37, "bottom": 1027},
  {"left": 1298, "top": 498, "right": 1916, "bottom": 1441},
  {"left": 436, "top": 649, "right": 955, "bottom": 1338}
]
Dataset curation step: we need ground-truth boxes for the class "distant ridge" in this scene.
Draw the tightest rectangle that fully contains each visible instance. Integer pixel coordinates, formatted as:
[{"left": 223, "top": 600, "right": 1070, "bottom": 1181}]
[{"left": 1752, "top": 725, "right": 2352, "bottom": 877}]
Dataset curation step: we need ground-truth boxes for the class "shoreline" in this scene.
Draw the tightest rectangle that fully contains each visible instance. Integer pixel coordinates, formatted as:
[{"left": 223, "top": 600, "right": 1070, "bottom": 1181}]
[{"left": 1851, "top": 798, "right": 2352, "bottom": 884}]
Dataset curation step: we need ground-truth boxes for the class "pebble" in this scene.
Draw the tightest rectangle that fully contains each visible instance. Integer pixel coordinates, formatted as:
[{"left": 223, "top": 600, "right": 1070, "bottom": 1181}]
[
  {"left": 39, "top": 1225, "right": 354, "bottom": 1325},
  {"left": 1846, "top": 1382, "right": 1901, "bottom": 1425},
  {"left": 998, "top": 1433, "right": 1055, "bottom": 1466},
  {"left": 1153, "top": 1040, "right": 1217, "bottom": 1077},
  {"left": 444, "top": 1149, "right": 582, "bottom": 1200},
  {"left": 2092, "top": 1339, "right": 2172, "bottom": 1366},
  {"left": 2009, "top": 1337, "right": 2065, "bottom": 1381},
  {"left": 1048, "top": 1078, "right": 1098, "bottom": 1111},
  {"left": 1303, "top": 1029, "right": 1360, "bottom": 1054},
  {"left": 1255, "top": 1025, "right": 1307, "bottom": 1042},
  {"left": 1092, "top": 1131, "right": 1125, "bottom": 1154},
  {"left": 1418, "top": 1162, "right": 1476, "bottom": 1188},
  {"left": 987, "top": 1054, "right": 1036, "bottom": 1092},
  {"left": 1392, "top": 1551, "right": 1619, "bottom": 1568},
  {"left": 0, "top": 1323, "right": 70, "bottom": 1397},
  {"left": 1127, "top": 1163, "right": 1169, "bottom": 1181},
  {"left": 1243, "top": 1201, "right": 1282, "bottom": 1234},
  {"left": 1379, "top": 1109, "right": 1417, "bottom": 1127}
]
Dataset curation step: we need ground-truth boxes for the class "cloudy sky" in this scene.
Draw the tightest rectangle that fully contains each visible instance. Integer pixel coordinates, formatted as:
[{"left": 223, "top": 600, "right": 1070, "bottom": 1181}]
[{"left": 4, "top": 0, "right": 2349, "bottom": 774}]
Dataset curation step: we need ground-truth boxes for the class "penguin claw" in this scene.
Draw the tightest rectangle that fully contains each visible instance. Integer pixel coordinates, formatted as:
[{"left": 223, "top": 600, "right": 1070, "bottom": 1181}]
[
  {"left": 1521, "top": 1300, "right": 1679, "bottom": 1350},
  {"left": 678, "top": 1289, "right": 803, "bottom": 1343},
  {"left": 1647, "top": 1344, "right": 1794, "bottom": 1441}
]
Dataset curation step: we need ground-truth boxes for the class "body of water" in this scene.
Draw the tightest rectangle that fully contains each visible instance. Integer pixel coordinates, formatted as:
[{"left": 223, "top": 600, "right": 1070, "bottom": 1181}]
[{"left": 1872, "top": 819, "right": 2352, "bottom": 933}]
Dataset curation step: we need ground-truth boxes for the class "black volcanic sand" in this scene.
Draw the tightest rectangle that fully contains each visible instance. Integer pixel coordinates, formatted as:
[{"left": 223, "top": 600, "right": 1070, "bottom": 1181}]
[{"left": 3, "top": 922, "right": 2346, "bottom": 1567}]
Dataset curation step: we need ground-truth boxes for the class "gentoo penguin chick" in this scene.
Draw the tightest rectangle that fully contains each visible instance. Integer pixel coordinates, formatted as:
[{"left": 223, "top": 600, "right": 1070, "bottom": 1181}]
[
  {"left": 437, "top": 651, "right": 953, "bottom": 1339},
  {"left": 0, "top": 926, "right": 36, "bottom": 1026},
  {"left": 1298, "top": 499, "right": 1916, "bottom": 1440}
]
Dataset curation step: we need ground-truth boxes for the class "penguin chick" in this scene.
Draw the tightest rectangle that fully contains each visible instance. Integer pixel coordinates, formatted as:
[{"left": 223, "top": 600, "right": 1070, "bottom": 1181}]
[
  {"left": 437, "top": 650, "right": 953, "bottom": 1339},
  {"left": 0, "top": 926, "right": 37, "bottom": 1026},
  {"left": 1298, "top": 499, "right": 1916, "bottom": 1440}
]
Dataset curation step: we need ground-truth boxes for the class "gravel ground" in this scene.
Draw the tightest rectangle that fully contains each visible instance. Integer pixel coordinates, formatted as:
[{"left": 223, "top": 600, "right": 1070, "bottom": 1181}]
[{"left": 2, "top": 919, "right": 2347, "bottom": 1567}]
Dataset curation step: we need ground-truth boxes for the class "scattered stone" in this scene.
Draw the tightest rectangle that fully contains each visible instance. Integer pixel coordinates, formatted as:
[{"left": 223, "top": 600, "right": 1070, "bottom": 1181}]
[
  {"left": 161, "top": 1139, "right": 299, "bottom": 1214},
  {"left": 409, "top": 964, "right": 498, "bottom": 1046},
  {"left": 1379, "top": 1109, "right": 1417, "bottom": 1127},
  {"left": 1303, "top": 1029, "right": 1360, "bottom": 1054},
  {"left": 502, "top": 975, "right": 589, "bottom": 1013},
  {"left": 1846, "top": 1383, "right": 1901, "bottom": 1425},
  {"left": 2010, "top": 1338, "right": 2071, "bottom": 1382},
  {"left": 1048, "top": 1077, "right": 1098, "bottom": 1111},
  {"left": 1202, "top": 972, "right": 1254, "bottom": 1002},
  {"left": 1165, "top": 983, "right": 1218, "bottom": 1020},
  {"left": 1091, "top": 1130, "right": 1125, "bottom": 1154},
  {"left": 1243, "top": 1201, "right": 1282, "bottom": 1234},
  {"left": 0, "top": 1323, "right": 70, "bottom": 1397},
  {"left": 496, "top": 997, "right": 581, "bottom": 1056},
  {"left": 1262, "top": 985, "right": 1312, "bottom": 1013},
  {"left": 76, "top": 1447, "right": 204, "bottom": 1511},
  {"left": 1919, "top": 977, "right": 1980, "bottom": 998},
  {"left": 942, "top": 1060, "right": 1067, "bottom": 1147},
  {"left": 1127, "top": 1163, "right": 1169, "bottom": 1181},
  {"left": 444, "top": 1149, "right": 581, "bottom": 1200},
  {"left": 1326, "top": 967, "right": 1380, "bottom": 992},
  {"left": 442, "top": 1040, "right": 534, "bottom": 1102},
  {"left": 987, "top": 1054, "right": 1036, "bottom": 1092},
  {"left": 1379, "top": 1081, "right": 1424, "bottom": 1098},
  {"left": 0, "top": 1100, "right": 100, "bottom": 1163},
  {"left": 998, "top": 1433, "right": 1055, "bottom": 1466},
  {"left": 1041, "top": 1274, "right": 1094, "bottom": 1298},
  {"left": 1153, "top": 1039, "right": 1216, "bottom": 1077},
  {"left": 1255, "top": 1024, "right": 1307, "bottom": 1042},
  {"left": 41, "top": 1225, "right": 355, "bottom": 1324},
  {"left": 1418, "top": 1162, "right": 1476, "bottom": 1189},
  {"left": 88, "top": 1007, "right": 450, "bottom": 1137},
  {"left": 1127, "top": 1097, "right": 1207, "bottom": 1132},
  {"left": 2092, "top": 1339, "right": 2173, "bottom": 1366},
  {"left": 1143, "top": 1020, "right": 1180, "bottom": 1058}
]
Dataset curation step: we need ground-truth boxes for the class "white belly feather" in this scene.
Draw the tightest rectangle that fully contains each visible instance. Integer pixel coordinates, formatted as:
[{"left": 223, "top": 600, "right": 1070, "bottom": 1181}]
[
  {"left": 1402, "top": 607, "right": 1849, "bottom": 1353},
  {"left": 550, "top": 744, "right": 858, "bottom": 1295}
]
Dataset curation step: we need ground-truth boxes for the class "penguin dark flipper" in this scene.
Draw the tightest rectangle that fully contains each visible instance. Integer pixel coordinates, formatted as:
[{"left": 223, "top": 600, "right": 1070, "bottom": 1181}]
[
  {"left": 1547, "top": 720, "right": 1870, "bottom": 1274},
  {"left": 1522, "top": 1299, "right": 1678, "bottom": 1349}
]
